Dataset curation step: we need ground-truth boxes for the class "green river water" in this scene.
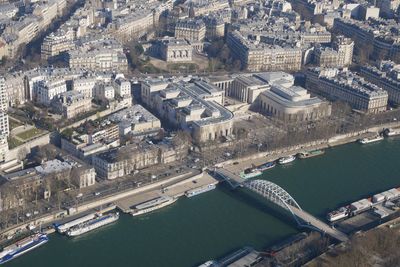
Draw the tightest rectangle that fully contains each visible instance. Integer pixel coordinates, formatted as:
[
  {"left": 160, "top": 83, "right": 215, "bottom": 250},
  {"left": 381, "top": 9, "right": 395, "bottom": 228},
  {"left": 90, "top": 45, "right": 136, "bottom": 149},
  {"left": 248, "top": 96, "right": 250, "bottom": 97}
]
[{"left": 8, "top": 138, "right": 400, "bottom": 267}]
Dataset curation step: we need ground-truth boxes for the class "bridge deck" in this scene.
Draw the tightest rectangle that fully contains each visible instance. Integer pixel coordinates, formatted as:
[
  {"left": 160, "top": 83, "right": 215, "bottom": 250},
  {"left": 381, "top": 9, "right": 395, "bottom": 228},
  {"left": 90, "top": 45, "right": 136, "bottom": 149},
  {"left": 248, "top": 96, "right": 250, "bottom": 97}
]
[
  {"left": 214, "top": 169, "right": 349, "bottom": 242},
  {"left": 214, "top": 168, "right": 245, "bottom": 187},
  {"left": 290, "top": 207, "right": 349, "bottom": 242}
]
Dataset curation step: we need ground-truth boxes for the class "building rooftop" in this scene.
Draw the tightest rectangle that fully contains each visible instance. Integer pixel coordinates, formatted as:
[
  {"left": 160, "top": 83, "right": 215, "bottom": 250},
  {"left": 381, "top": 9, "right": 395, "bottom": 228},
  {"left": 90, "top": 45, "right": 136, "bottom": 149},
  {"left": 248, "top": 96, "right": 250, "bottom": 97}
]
[
  {"left": 310, "top": 67, "right": 389, "bottom": 98},
  {"left": 108, "top": 105, "right": 160, "bottom": 126},
  {"left": 35, "top": 159, "right": 72, "bottom": 174}
]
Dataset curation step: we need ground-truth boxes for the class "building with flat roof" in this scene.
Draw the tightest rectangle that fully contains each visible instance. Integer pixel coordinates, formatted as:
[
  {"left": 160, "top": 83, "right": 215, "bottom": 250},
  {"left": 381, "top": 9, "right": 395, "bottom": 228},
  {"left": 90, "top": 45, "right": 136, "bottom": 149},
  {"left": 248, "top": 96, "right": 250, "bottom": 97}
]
[
  {"left": 258, "top": 73, "right": 332, "bottom": 122},
  {"left": 213, "top": 72, "right": 331, "bottom": 121},
  {"left": 228, "top": 75, "right": 270, "bottom": 104},
  {"left": 108, "top": 104, "right": 161, "bottom": 137},
  {"left": 61, "top": 120, "right": 121, "bottom": 160},
  {"left": 141, "top": 78, "right": 233, "bottom": 143}
]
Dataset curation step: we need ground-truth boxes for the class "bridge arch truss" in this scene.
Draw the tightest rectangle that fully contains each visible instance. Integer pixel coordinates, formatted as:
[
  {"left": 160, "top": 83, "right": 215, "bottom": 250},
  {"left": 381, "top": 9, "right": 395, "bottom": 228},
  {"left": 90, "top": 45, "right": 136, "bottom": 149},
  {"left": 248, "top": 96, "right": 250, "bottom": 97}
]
[{"left": 244, "top": 179, "right": 304, "bottom": 226}]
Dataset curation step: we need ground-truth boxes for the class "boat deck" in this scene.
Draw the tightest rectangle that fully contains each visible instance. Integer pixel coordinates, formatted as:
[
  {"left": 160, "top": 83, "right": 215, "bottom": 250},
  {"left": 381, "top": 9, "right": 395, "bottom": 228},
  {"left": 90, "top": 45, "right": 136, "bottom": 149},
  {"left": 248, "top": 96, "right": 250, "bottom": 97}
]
[
  {"left": 116, "top": 173, "right": 218, "bottom": 213},
  {"left": 53, "top": 205, "right": 116, "bottom": 227}
]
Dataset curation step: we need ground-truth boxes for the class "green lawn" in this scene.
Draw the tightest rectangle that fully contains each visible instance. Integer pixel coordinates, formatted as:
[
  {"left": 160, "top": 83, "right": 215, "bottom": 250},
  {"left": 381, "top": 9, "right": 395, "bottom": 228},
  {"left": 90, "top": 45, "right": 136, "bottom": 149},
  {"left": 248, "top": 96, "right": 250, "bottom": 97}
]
[
  {"left": 167, "top": 63, "right": 198, "bottom": 71},
  {"left": 9, "top": 118, "right": 23, "bottom": 130},
  {"left": 16, "top": 128, "right": 43, "bottom": 141},
  {"left": 8, "top": 137, "right": 24, "bottom": 149}
]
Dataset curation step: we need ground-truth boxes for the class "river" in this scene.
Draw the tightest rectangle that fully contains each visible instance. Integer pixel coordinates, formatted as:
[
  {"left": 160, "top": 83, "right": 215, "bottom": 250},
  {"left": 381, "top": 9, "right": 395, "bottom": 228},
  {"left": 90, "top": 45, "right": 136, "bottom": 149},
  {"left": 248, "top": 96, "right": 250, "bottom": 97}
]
[{"left": 8, "top": 138, "right": 400, "bottom": 267}]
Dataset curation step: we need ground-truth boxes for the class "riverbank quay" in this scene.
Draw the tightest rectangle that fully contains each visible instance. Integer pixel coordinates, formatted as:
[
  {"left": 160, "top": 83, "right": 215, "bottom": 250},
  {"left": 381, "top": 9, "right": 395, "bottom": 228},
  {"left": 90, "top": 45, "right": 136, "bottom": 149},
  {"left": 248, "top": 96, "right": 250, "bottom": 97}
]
[
  {"left": 267, "top": 211, "right": 400, "bottom": 267},
  {"left": 239, "top": 210, "right": 400, "bottom": 267},
  {"left": 0, "top": 121, "right": 394, "bottom": 264},
  {"left": 116, "top": 172, "right": 217, "bottom": 213},
  {"left": 0, "top": 169, "right": 202, "bottom": 242},
  {"left": 4, "top": 135, "right": 400, "bottom": 267},
  {"left": 217, "top": 121, "right": 400, "bottom": 175},
  {"left": 304, "top": 213, "right": 400, "bottom": 267}
]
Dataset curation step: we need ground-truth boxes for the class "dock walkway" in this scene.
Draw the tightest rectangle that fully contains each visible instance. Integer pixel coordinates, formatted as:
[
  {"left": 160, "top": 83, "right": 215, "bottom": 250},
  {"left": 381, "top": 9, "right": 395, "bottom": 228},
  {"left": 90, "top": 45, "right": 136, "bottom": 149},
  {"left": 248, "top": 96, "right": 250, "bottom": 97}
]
[
  {"left": 116, "top": 172, "right": 218, "bottom": 213},
  {"left": 290, "top": 207, "right": 349, "bottom": 242}
]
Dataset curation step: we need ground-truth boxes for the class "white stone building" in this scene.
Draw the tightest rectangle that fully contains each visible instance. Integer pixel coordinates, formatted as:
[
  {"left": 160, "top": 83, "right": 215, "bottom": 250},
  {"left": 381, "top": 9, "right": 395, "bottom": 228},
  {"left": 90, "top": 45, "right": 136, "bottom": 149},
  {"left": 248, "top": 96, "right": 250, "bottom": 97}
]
[
  {"left": 306, "top": 67, "right": 389, "bottom": 114},
  {"left": 32, "top": 78, "right": 67, "bottom": 106},
  {"left": 112, "top": 77, "right": 131, "bottom": 97},
  {"left": 159, "top": 37, "right": 193, "bottom": 62},
  {"left": 94, "top": 84, "right": 115, "bottom": 100},
  {"left": 52, "top": 91, "right": 92, "bottom": 119},
  {"left": 73, "top": 77, "right": 97, "bottom": 98}
]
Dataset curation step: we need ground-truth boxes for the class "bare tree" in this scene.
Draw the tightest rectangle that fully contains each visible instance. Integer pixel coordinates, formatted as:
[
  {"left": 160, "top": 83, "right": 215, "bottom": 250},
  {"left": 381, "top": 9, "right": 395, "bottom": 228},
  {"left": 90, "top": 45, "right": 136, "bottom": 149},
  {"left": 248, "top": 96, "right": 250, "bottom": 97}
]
[{"left": 17, "top": 147, "right": 29, "bottom": 161}]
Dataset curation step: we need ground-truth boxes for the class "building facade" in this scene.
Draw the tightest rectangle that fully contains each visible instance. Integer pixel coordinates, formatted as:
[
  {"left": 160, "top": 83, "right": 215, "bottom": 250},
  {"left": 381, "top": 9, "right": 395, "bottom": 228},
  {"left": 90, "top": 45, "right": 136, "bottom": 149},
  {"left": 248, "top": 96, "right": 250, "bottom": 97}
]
[
  {"left": 174, "top": 19, "right": 206, "bottom": 41},
  {"left": 306, "top": 68, "right": 388, "bottom": 113},
  {"left": 92, "top": 142, "right": 187, "bottom": 179},
  {"left": 52, "top": 91, "right": 92, "bottom": 119},
  {"left": 227, "top": 31, "right": 302, "bottom": 72},
  {"left": 159, "top": 37, "right": 193, "bottom": 62},
  {"left": 32, "top": 78, "right": 67, "bottom": 106},
  {"left": 258, "top": 76, "right": 332, "bottom": 122},
  {"left": 360, "top": 61, "right": 400, "bottom": 105},
  {"left": 141, "top": 78, "right": 233, "bottom": 143}
]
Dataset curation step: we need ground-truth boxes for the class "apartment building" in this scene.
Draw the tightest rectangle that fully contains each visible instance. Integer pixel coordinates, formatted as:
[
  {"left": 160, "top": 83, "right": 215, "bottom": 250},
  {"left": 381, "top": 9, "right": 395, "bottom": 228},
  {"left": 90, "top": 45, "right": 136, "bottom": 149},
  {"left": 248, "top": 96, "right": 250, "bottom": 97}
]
[
  {"left": 92, "top": 142, "right": 187, "bottom": 179},
  {"left": 174, "top": 19, "right": 206, "bottom": 41},
  {"left": 306, "top": 67, "right": 388, "bottom": 113},
  {"left": 32, "top": 78, "right": 67, "bottom": 106},
  {"left": 360, "top": 61, "right": 400, "bottom": 105},
  {"left": 333, "top": 18, "right": 400, "bottom": 62},
  {"left": 41, "top": 27, "right": 75, "bottom": 59},
  {"left": 52, "top": 91, "right": 92, "bottom": 119},
  {"left": 227, "top": 31, "right": 302, "bottom": 71},
  {"left": 69, "top": 49, "right": 128, "bottom": 72},
  {"left": 4, "top": 73, "right": 26, "bottom": 106}
]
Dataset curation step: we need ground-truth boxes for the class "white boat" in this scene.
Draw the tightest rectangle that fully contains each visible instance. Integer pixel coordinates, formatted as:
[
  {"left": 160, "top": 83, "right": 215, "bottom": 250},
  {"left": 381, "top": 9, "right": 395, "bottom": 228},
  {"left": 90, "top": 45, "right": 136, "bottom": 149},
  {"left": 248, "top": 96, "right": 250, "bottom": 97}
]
[
  {"left": 327, "top": 207, "right": 349, "bottom": 222},
  {"left": 278, "top": 155, "right": 296, "bottom": 164},
  {"left": 387, "top": 131, "right": 400, "bottom": 137},
  {"left": 240, "top": 168, "right": 262, "bottom": 179},
  {"left": 0, "top": 233, "right": 49, "bottom": 264},
  {"left": 198, "top": 260, "right": 218, "bottom": 267},
  {"left": 131, "top": 196, "right": 177, "bottom": 217},
  {"left": 384, "top": 128, "right": 400, "bottom": 137},
  {"left": 358, "top": 135, "right": 384, "bottom": 144},
  {"left": 66, "top": 212, "right": 119, "bottom": 237},
  {"left": 55, "top": 213, "right": 97, "bottom": 233},
  {"left": 185, "top": 184, "right": 216, "bottom": 198}
]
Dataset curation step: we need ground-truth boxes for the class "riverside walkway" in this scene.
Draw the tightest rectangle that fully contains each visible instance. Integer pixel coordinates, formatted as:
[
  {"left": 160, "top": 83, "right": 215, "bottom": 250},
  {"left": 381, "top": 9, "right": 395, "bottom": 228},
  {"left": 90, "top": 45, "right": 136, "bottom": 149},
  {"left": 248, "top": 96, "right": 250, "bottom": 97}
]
[
  {"left": 289, "top": 206, "right": 349, "bottom": 242},
  {"left": 214, "top": 169, "right": 349, "bottom": 242}
]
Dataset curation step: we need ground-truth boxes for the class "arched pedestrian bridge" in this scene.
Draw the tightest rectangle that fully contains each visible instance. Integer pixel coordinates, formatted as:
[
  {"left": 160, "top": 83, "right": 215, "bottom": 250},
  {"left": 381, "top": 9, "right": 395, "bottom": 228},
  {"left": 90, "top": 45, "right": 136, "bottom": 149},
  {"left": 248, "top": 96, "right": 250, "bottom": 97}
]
[{"left": 214, "top": 169, "right": 349, "bottom": 242}]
